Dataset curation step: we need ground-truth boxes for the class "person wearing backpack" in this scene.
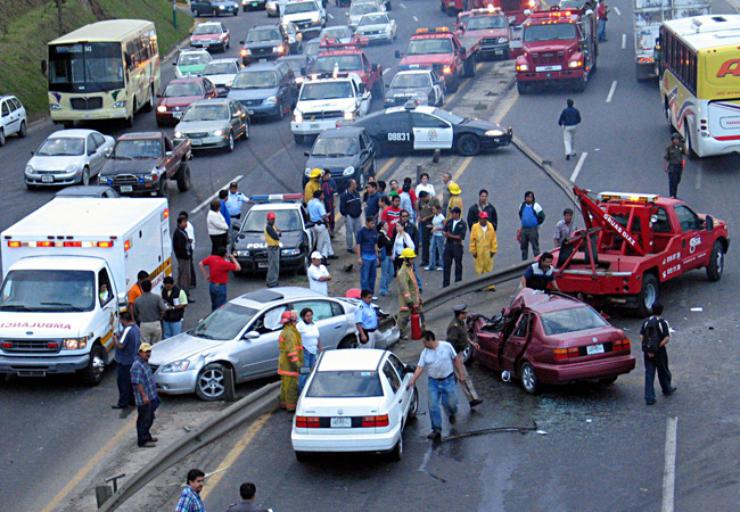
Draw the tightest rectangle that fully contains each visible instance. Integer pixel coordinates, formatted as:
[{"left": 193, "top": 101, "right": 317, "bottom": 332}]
[{"left": 639, "top": 302, "right": 677, "bottom": 405}]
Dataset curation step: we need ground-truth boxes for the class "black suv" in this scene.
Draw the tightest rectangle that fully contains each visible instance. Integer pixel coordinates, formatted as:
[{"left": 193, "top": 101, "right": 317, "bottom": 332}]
[{"left": 240, "top": 24, "right": 290, "bottom": 65}]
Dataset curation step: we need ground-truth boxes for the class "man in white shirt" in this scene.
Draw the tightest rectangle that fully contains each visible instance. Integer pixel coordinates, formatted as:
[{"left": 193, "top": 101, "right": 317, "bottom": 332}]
[
  {"left": 407, "top": 330, "right": 466, "bottom": 440},
  {"left": 179, "top": 210, "right": 197, "bottom": 290},
  {"left": 207, "top": 199, "right": 229, "bottom": 254},
  {"left": 307, "top": 251, "right": 331, "bottom": 296}
]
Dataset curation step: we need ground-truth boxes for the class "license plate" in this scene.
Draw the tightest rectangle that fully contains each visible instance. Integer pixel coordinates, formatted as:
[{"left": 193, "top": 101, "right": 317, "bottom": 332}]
[
  {"left": 535, "top": 65, "right": 562, "bottom": 72},
  {"left": 257, "top": 262, "right": 268, "bottom": 269},
  {"left": 41, "top": 175, "right": 54, "bottom": 183},
  {"left": 587, "top": 344, "right": 604, "bottom": 355},
  {"left": 120, "top": 185, "right": 133, "bottom": 193},
  {"left": 495, "top": 50, "right": 503, "bottom": 55},
  {"left": 173, "top": 111, "right": 183, "bottom": 119},
  {"left": 330, "top": 417, "right": 351, "bottom": 428},
  {"left": 248, "top": 109, "right": 254, "bottom": 115},
  {"left": 310, "top": 123, "right": 319, "bottom": 129},
  {"left": 191, "top": 140, "right": 202, "bottom": 146}
]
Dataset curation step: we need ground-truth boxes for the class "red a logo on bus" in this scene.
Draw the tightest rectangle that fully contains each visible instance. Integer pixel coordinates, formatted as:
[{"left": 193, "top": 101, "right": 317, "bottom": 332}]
[{"left": 716, "top": 59, "right": 740, "bottom": 78}]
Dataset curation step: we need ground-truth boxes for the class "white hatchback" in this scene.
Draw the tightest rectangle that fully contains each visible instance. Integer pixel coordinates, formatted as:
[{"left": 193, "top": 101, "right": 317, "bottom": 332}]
[
  {"left": 0, "top": 95, "right": 27, "bottom": 147},
  {"left": 291, "top": 349, "right": 418, "bottom": 462}
]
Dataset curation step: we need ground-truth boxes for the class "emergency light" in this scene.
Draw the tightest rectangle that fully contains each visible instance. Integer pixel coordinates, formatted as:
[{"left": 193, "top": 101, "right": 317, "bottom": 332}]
[
  {"left": 598, "top": 192, "right": 658, "bottom": 204},
  {"left": 6, "top": 239, "right": 116, "bottom": 248},
  {"left": 248, "top": 193, "right": 304, "bottom": 204}
]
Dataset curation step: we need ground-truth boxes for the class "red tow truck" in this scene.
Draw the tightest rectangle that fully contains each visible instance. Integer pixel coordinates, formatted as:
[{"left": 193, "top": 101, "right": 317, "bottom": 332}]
[
  {"left": 308, "top": 39, "right": 385, "bottom": 99},
  {"left": 396, "top": 27, "right": 478, "bottom": 93},
  {"left": 456, "top": 6, "right": 512, "bottom": 60},
  {"left": 515, "top": 6, "right": 598, "bottom": 93},
  {"left": 471, "top": 0, "right": 541, "bottom": 26},
  {"left": 552, "top": 187, "right": 730, "bottom": 316}
]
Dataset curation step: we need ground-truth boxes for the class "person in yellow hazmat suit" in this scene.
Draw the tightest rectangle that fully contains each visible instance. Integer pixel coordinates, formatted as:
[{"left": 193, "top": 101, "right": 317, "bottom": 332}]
[{"left": 469, "top": 211, "right": 498, "bottom": 283}]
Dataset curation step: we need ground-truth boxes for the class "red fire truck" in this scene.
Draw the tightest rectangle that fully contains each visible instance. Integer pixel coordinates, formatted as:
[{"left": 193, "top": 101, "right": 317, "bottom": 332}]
[
  {"left": 515, "top": 6, "right": 598, "bottom": 93},
  {"left": 552, "top": 187, "right": 730, "bottom": 316}
]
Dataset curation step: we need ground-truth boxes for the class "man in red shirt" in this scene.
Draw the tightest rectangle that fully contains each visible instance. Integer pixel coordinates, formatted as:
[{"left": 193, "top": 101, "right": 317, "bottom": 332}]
[
  {"left": 381, "top": 192, "right": 402, "bottom": 234},
  {"left": 199, "top": 246, "right": 241, "bottom": 311}
]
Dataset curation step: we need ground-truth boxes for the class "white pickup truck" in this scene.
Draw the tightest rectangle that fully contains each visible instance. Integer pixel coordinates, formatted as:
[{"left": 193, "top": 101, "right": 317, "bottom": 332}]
[
  {"left": 0, "top": 198, "right": 171, "bottom": 385},
  {"left": 290, "top": 72, "right": 371, "bottom": 144}
]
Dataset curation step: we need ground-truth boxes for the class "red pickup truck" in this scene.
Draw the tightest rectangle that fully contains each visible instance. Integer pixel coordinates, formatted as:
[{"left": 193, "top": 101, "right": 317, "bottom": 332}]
[
  {"left": 456, "top": 6, "right": 512, "bottom": 60},
  {"left": 396, "top": 27, "right": 478, "bottom": 93},
  {"left": 308, "top": 40, "right": 385, "bottom": 99}
]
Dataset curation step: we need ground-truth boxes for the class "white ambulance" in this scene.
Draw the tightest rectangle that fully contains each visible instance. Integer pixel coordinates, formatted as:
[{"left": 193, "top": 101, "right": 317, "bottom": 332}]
[{"left": 0, "top": 198, "right": 171, "bottom": 385}]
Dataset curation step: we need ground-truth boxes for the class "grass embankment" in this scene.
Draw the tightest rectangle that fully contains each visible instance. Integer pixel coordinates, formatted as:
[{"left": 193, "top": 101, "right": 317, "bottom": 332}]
[{"left": 0, "top": 0, "right": 192, "bottom": 121}]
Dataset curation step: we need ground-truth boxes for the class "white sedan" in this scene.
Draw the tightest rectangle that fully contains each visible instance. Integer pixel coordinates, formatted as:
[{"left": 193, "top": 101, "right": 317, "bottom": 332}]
[
  {"left": 354, "top": 13, "right": 396, "bottom": 43},
  {"left": 291, "top": 349, "right": 418, "bottom": 462},
  {"left": 25, "top": 129, "right": 114, "bottom": 188}
]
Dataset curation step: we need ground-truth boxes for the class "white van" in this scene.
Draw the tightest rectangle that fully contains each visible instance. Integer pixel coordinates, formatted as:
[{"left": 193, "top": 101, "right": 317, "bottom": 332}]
[{"left": 0, "top": 198, "right": 171, "bottom": 385}]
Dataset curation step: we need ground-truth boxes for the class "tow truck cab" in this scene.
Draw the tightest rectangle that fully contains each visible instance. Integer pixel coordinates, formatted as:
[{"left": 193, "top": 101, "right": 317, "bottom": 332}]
[
  {"left": 552, "top": 188, "right": 730, "bottom": 316},
  {"left": 472, "top": 0, "right": 541, "bottom": 26},
  {"left": 309, "top": 39, "right": 384, "bottom": 99},
  {"left": 515, "top": 6, "right": 598, "bottom": 93},
  {"left": 397, "top": 27, "right": 477, "bottom": 93},
  {"left": 456, "top": 6, "right": 512, "bottom": 60}
]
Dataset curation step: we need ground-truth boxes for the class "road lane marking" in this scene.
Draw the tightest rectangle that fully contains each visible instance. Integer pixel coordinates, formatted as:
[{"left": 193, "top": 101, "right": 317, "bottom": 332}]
[
  {"left": 614, "top": 6, "right": 621, "bottom": 15},
  {"left": 695, "top": 166, "right": 702, "bottom": 189},
  {"left": 452, "top": 156, "right": 474, "bottom": 181},
  {"left": 40, "top": 416, "right": 136, "bottom": 512},
  {"left": 191, "top": 174, "right": 244, "bottom": 214},
  {"left": 400, "top": 2, "right": 407, "bottom": 7},
  {"left": 201, "top": 414, "right": 272, "bottom": 500},
  {"left": 606, "top": 80, "right": 617, "bottom": 103},
  {"left": 413, "top": 15, "right": 419, "bottom": 22},
  {"left": 622, "top": 33, "right": 626, "bottom": 49},
  {"left": 662, "top": 417, "right": 678, "bottom": 512},
  {"left": 376, "top": 157, "right": 398, "bottom": 178},
  {"left": 328, "top": 13, "right": 334, "bottom": 20},
  {"left": 570, "top": 152, "right": 588, "bottom": 182}
]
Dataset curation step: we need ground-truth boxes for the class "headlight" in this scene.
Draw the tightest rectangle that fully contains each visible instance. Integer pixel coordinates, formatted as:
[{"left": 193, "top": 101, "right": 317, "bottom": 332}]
[
  {"left": 113, "top": 100, "right": 127, "bottom": 108},
  {"left": 219, "top": 4, "right": 226, "bottom": 9},
  {"left": 174, "top": 131, "right": 183, "bottom": 138},
  {"left": 241, "top": 48, "right": 250, "bottom": 57},
  {"left": 342, "top": 166, "right": 355, "bottom": 176},
  {"left": 281, "top": 248, "right": 301, "bottom": 256},
  {"left": 568, "top": 59, "right": 583, "bottom": 69},
  {"left": 497, "top": 37, "right": 508, "bottom": 43},
  {"left": 442, "top": 66, "right": 452, "bottom": 75},
  {"left": 160, "top": 359, "right": 191, "bottom": 373},
  {"left": 264, "top": 96, "right": 278, "bottom": 105},
  {"left": 516, "top": 63, "right": 528, "bottom": 72},
  {"left": 157, "top": 105, "right": 167, "bottom": 113},
  {"left": 273, "top": 45, "right": 285, "bottom": 54},
  {"left": 25, "top": 165, "right": 34, "bottom": 174},
  {"left": 99, "top": 176, "right": 111, "bottom": 184},
  {"left": 235, "top": 249, "right": 250, "bottom": 257},
  {"left": 63, "top": 337, "right": 88, "bottom": 350},
  {"left": 50, "top": 104, "right": 62, "bottom": 111},
  {"left": 213, "top": 129, "right": 225, "bottom": 136},
  {"left": 485, "top": 129, "right": 504, "bottom": 137},
  {"left": 294, "top": 110, "right": 303, "bottom": 123},
  {"left": 311, "top": 14, "right": 320, "bottom": 23},
  {"left": 343, "top": 110, "right": 355, "bottom": 120}
]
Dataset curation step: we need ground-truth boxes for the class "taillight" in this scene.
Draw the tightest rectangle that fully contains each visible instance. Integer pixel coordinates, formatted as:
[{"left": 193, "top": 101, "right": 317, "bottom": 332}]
[
  {"left": 612, "top": 338, "right": 631, "bottom": 353},
  {"left": 361, "top": 415, "right": 389, "bottom": 428},
  {"left": 295, "top": 416, "right": 321, "bottom": 428},
  {"left": 553, "top": 347, "right": 579, "bottom": 361}
]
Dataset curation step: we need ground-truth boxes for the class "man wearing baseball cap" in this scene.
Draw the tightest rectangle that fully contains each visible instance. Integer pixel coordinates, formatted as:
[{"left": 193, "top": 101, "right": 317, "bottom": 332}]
[
  {"left": 265, "top": 211, "right": 281, "bottom": 288},
  {"left": 130, "top": 343, "right": 159, "bottom": 447},
  {"left": 307, "top": 251, "right": 331, "bottom": 296},
  {"left": 469, "top": 210, "right": 498, "bottom": 280}
]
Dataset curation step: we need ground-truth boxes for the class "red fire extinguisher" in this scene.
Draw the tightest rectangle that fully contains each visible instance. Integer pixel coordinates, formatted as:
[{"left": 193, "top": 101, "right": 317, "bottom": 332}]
[{"left": 410, "top": 306, "right": 423, "bottom": 340}]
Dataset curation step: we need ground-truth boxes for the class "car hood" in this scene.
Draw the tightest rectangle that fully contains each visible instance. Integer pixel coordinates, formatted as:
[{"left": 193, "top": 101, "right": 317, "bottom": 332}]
[
  {"left": 214, "top": 0, "right": 238, "bottom": 5},
  {"left": 356, "top": 23, "right": 390, "bottom": 32},
  {"left": 387, "top": 86, "right": 430, "bottom": 98},
  {"left": 27, "top": 154, "right": 86, "bottom": 170},
  {"left": 245, "top": 41, "right": 281, "bottom": 50},
  {"left": 175, "top": 120, "right": 230, "bottom": 133},
  {"left": 464, "top": 28, "right": 509, "bottom": 39},
  {"left": 305, "top": 154, "right": 357, "bottom": 170},
  {"left": 400, "top": 54, "right": 454, "bottom": 66},
  {"left": 459, "top": 117, "right": 505, "bottom": 132},
  {"left": 283, "top": 13, "right": 320, "bottom": 23},
  {"left": 228, "top": 87, "right": 279, "bottom": 100},
  {"left": 159, "top": 95, "right": 202, "bottom": 108},
  {"left": 150, "top": 331, "right": 226, "bottom": 365},
  {"left": 204, "top": 74, "right": 236, "bottom": 87},
  {"left": 101, "top": 158, "right": 159, "bottom": 176},
  {"left": 177, "top": 64, "right": 207, "bottom": 76},
  {"left": 298, "top": 98, "right": 356, "bottom": 112},
  {"left": 192, "top": 33, "right": 223, "bottom": 41},
  {"left": 234, "top": 229, "right": 303, "bottom": 249},
  {"left": 0, "top": 310, "right": 92, "bottom": 339}
]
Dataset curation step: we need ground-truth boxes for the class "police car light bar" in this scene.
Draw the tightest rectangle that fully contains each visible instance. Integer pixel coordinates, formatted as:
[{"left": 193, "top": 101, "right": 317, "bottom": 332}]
[
  {"left": 249, "top": 193, "right": 304, "bottom": 204},
  {"left": 415, "top": 27, "right": 450, "bottom": 35},
  {"left": 598, "top": 192, "right": 658, "bottom": 204}
]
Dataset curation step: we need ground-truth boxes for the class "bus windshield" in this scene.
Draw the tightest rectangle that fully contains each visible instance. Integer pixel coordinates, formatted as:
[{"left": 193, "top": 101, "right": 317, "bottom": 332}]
[{"left": 49, "top": 42, "right": 124, "bottom": 93}]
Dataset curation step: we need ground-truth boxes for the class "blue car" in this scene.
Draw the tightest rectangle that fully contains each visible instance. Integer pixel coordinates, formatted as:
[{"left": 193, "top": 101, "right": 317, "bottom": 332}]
[
  {"left": 227, "top": 61, "right": 298, "bottom": 120},
  {"left": 191, "top": 0, "right": 239, "bottom": 17}
]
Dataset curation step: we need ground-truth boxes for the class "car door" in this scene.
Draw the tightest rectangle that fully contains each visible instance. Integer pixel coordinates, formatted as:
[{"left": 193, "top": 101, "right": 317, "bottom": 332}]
[
  {"left": 502, "top": 312, "right": 531, "bottom": 372},
  {"left": 0, "top": 100, "right": 10, "bottom": 134},
  {"left": 90, "top": 133, "right": 108, "bottom": 175},
  {"left": 3, "top": 99, "right": 19, "bottom": 134},
  {"left": 379, "top": 111, "right": 413, "bottom": 154},
  {"left": 387, "top": 353, "right": 413, "bottom": 417},
  {"left": 411, "top": 112, "right": 453, "bottom": 150},
  {"left": 229, "top": 101, "right": 244, "bottom": 136},
  {"left": 674, "top": 205, "right": 707, "bottom": 271},
  {"left": 292, "top": 299, "right": 349, "bottom": 348},
  {"left": 96, "top": 267, "right": 118, "bottom": 354},
  {"left": 10, "top": 99, "right": 23, "bottom": 134},
  {"left": 381, "top": 360, "right": 405, "bottom": 429},
  {"left": 238, "top": 304, "right": 288, "bottom": 377},
  {"left": 85, "top": 133, "right": 100, "bottom": 173},
  {"left": 357, "top": 134, "right": 372, "bottom": 176}
]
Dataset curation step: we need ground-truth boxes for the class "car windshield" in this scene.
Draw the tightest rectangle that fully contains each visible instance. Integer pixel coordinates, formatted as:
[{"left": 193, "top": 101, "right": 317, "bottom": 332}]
[
  {"left": 241, "top": 209, "right": 302, "bottom": 232},
  {"left": 179, "top": 53, "right": 211, "bottom": 66},
  {"left": 307, "top": 370, "right": 384, "bottom": 397},
  {"left": 540, "top": 306, "right": 609, "bottom": 335},
  {"left": 312, "top": 136, "right": 358, "bottom": 156},
  {"left": 300, "top": 81, "right": 353, "bottom": 100},
  {"left": 284, "top": 2, "right": 316, "bottom": 14},
  {"left": 204, "top": 62, "right": 236, "bottom": 75},
  {"left": 391, "top": 73, "right": 430, "bottom": 88},
  {"left": 231, "top": 71, "right": 278, "bottom": 89},
  {"left": 164, "top": 82, "right": 203, "bottom": 97},
  {"left": 190, "top": 303, "right": 259, "bottom": 340},
  {"left": 247, "top": 28, "right": 281, "bottom": 42},
  {"left": 406, "top": 38, "right": 453, "bottom": 55},
  {"left": 182, "top": 104, "right": 229, "bottom": 121},
  {"left": 0, "top": 270, "right": 95, "bottom": 312},
  {"left": 314, "top": 55, "right": 363, "bottom": 72},
  {"left": 113, "top": 139, "right": 162, "bottom": 159},
  {"left": 360, "top": 14, "right": 388, "bottom": 25},
  {"left": 322, "top": 27, "right": 352, "bottom": 39},
  {"left": 37, "top": 137, "right": 85, "bottom": 156},
  {"left": 524, "top": 23, "right": 576, "bottom": 42},
  {"left": 194, "top": 24, "right": 222, "bottom": 35},
  {"left": 432, "top": 108, "right": 465, "bottom": 125},
  {"left": 465, "top": 15, "right": 507, "bottom": 30},
  {"left": 350, "top": 4, "right": 380, "bottom": 16}
]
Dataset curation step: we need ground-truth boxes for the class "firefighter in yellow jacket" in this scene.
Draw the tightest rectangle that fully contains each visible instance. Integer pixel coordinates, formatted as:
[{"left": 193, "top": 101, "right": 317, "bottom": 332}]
[
  {"left": 304, "top": 168, "right": 323, "bottom": 204},
  {"left": 446, "top": 182, "right": 463, "bottom": 220},
  {"left": 397, "top": 248, "right": 422, "bottom": 339},
  {"left": 277, "top": 310, "right": 303, "bottom": 411},
  {"left": 469, "top": 211, "right": 498, "bottom": 275}
]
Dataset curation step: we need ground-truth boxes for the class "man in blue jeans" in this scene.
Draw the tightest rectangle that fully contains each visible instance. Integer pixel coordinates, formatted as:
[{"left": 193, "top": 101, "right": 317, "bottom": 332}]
[
  {"left": 111, "top": 312, "right": 140, "bottom": 411},
  {"left": 640, "top": 302, "right": 677, "bottom": 405},
  {"left": 407, "top": 330, "right": 467, "bottom": 441},
  {"left": 199, "top": 246, "right": 241, "bottom": 311},
  {"left": 355, "top": 217, "right": 379, "bottom": 294}
]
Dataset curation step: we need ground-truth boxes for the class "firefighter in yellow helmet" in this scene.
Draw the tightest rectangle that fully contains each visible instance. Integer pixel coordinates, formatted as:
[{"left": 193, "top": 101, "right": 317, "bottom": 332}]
[
  {"left": 304, "top": 168, "right": 323, "bottom": 204},
  {"left": 397, "top": 247, "right": 422, "bottom": 339},
  {"left": 469, "top": 211, "right": 498, "bottom": 275},
  {"left": 277, "top": 310, "right": 303, "bottom": 411},
  {"left": 446, "top": 182, "right": 463, "bottom": 220}
]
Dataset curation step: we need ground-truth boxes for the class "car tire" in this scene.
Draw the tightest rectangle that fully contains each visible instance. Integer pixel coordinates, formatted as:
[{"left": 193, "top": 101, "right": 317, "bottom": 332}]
[
  {"left": 79, "top": 344, "right": 106, "bottom": 386},
  {"left": 156, "top": 177, "right": 167, "bottom": 197},
  {"left": 388, "top": 436, "right": 403, "bottom": 462},
  {"left": 176, "top": 163, "right": 192, "bottom": 192},
  {"left": 193, "top": 9, "right": 200, "bottom": 17},
  {"left": 573, "top": 75, "right": 587, "bottom": 93},
  {"left": 277, "top": 100, "right": 286, "bottom": 120},
  {"left": 516, "top": 81, "right": 529, "bottom": 95},
  {"left": 227, "top": 131, "right": 235, "bottom": 152},
  {"left": 636, "top": 272, "right": 659, "bottom": 317},
  {"left": 18, "top": 120, "right": 27, "bottom": 137},
  {"left": 520, "top": 361, "right": 539, "bottom": 395},
  {"left": 706, "top": 240, "right": 725, "bottom": 282},
  {"left": 294, "top": 133, "right": 305, "bottom": 145},
  {"left": 196, "top": 363, "right": 230, "bottom": 401},
  {"left": 408, "top": 386, "right": 419, "bottom": 420},
  {"left": 338, "top": 335, "right": 358, "bottom": 349},
  {"left": 599, "top": 376, "right": 618, "bottom": 386},
  {"left": 295, "top": 450, "right": 310, "bottom": 463},
  {"left": 456, "top": 133, "right": 480, "bottom": 156},
  {"left": 25, "top": 182, "right": 37, "bottom": 191},
  {"left": 461, "top": 343, "right": 476, "bottom": 366},
  {"left": 0, "top": 129, "right": 5, "bottom": 147},
  {"left": 81, "top": 166, "right": 90, "bottom": 186}
]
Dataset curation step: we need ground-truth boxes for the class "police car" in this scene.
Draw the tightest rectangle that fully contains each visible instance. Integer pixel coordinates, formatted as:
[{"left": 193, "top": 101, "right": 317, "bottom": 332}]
[
  {"left": 231, "top": 194, "right": 316, "bottom": 273},
  {"left": 351, "top": 103, "right": 512, "bottom": 156}
]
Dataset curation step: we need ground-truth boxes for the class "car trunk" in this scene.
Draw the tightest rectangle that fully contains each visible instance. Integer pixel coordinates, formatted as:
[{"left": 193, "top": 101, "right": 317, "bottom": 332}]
[
  {"left": 540, "top": 326, "right": 630, "bottom": 364},
  {"left": 296, "top": 396, "right": 386, "bottom": 434}
]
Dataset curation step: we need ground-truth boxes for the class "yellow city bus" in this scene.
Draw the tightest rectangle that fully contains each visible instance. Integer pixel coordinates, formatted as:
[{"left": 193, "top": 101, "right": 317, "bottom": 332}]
[
  {"left": 47, "top": 19, "right": 160, "bottom": 127},
  {"left": 659, "top": 15, "right": 740, "bottom": 157}
]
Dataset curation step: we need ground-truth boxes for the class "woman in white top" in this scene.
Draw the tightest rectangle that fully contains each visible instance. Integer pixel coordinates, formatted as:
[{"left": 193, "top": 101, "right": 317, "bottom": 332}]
[
  {"left": 392, "top": 222, "right": 415, "bottom": 272},
  {"left": 206, "top": 199, "right": 229, "bottom": 254},
  {"left": 415, "top": 172, "right": 436, "bottom": 199},
  {"left": 297, "top": 307, "right": 321, "bottom": 392}
]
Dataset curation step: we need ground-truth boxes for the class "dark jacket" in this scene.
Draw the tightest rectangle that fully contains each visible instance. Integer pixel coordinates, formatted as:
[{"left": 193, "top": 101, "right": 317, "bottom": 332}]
[
  {"left": 446, "top": 318, "right": 469, "bottom": 353},
  {"left": 444, "top": 218, "right": 467, "bottom": 245},
  {"left": 467, "top": 203, "right": 498, "bottom": 231},
  {"left": 172, "top": 227, "right": 192, "bottom": 260},
  {"left": 226, "top": 501, "right": 270, "bottom": 512},
  {"left": 340, "top": 189, "right": 362, "bottom": 218},
  {"left": 558, "top": 106, "right": 581, "bottom": 127},
  {"left": 402, "top": 221, "right": 418, "bottom": 247}
]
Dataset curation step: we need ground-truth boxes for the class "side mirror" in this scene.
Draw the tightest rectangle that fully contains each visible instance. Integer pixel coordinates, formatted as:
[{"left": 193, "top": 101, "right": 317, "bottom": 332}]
[
  {"left": 156, "top": 92, "right": 163, "bottom": 98},
  {"left": 384, "top": 83, "right": 390, "bottom": 88},
  {"left": 404, "top": 363, "right": 417, "bottom": 374},
  {"left": 304, "top": 151, "right": 310, "bottom": 157},
  {"left": 30, "top": 150, "right": 34, "bottom": 156},
  {"left": 705, "top": 215, "right": 714, "bottom": 231},
  {"left": 371, "top": 63, "right": 379, "bottom": 72},
  {"left": 243, "top": 330, "right": 260, "bottom": 340},
  {"left": 172, "top": 61, "right": 177, "bottom": 66},
  {"left": 239, "top": 40, "right": 245, "bottom": 45},
  {"left": 105, "top": 148, "right": 113, "bottom": 158},
  {"left": 394, "top": 50, "right": 402, "bottom": 58}
]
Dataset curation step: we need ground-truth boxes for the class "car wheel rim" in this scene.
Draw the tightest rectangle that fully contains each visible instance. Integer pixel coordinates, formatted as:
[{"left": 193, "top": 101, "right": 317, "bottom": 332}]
[
  {"left": 82, "top": 170, "right": 90, "bottom": 186},
  {"left": 716, "top": 250, "right": 724, "bottom": 274},
  {"left": 522, "top": 365, "right": 535, "bottom": 391},
  {"left": 92, "top": 353, "right": 105, "bottom": 377},
  {"left": 644, "top": 283, "right": 656, "bottom": 310},
  {"left": 199, "top": 368, "right": 225, "bottom": 398},
  {"left": 462, "top": 345, "right": 471, "bottom": 362},
  {"left": 229, "top": 134, "right": 234, "bottom": 151},
  {"left": 461, "top": 137, "right": 476, "bottom": 154}
]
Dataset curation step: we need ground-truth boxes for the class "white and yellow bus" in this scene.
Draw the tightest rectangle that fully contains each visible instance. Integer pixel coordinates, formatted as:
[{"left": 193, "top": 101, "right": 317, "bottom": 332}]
[
  {"left": 659, "top": 15, "right": 740, "bottom": 157},
  {"left": 47, "top": 19, "right": 160, "bottom": 127}
]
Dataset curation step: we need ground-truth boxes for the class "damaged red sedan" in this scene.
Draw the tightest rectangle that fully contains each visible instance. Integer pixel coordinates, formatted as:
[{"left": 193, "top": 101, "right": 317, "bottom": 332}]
[{"left": 469, "top": 289, "right": 635, "bottom": 394}]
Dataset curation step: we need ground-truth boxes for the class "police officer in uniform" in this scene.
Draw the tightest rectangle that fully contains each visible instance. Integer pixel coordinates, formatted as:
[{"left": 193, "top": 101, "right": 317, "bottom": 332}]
[
  {"left": 446, "top": 305, "right": 483, "bottom": 408},
  {"left": 664, "top": 133, "right": 685, "bottom": 198},
  {"left": 355, "top": 289, "right": 379, "bottom": 348}
]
